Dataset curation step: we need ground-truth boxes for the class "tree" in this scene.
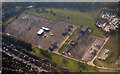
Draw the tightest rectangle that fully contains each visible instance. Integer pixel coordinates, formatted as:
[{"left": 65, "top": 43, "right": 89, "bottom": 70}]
[
  {"left": 67, "top": 16, "right": 71, "bottom": 19},
  {"left": 2, "top": 33, "right": 32, "bottom": 51},
  {"left": 40, "top": 50, "right": 52, "bottom": 59}
]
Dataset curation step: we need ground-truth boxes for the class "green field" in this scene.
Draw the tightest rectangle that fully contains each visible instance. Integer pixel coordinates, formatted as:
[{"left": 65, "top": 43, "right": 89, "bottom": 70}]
[
  {"left": 25, "top": 8, "right": 104, "bottom": 38},
  {"left": 29, "top": 47, "right": 99, "bottom": 72},
  {"left": 3, "top": 16, "right": 16, "bottom": 26},
  {"left": 98, "top": 69, "right": 117, "bottom": 72},
  {"left": 29, "top": 47, "right": 116, "bottom": 72}
]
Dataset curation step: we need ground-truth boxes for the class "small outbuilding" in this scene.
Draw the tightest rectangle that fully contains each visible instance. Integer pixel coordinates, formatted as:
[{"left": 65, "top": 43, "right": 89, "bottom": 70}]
[
  {"left": 49, "top": 42, "right": 58, "bottom": 51},
  {"left": 42, "top": 27, "right": 49, "bottom": 31},
  {"left": 81, "top": 26, "right": 88, "bottom": 34},
  {"left": 37, "top": 29, "right": 44, "bottom": 35},
  {"left": 81, "top": 26, "right": 88, "bottom": 32}
]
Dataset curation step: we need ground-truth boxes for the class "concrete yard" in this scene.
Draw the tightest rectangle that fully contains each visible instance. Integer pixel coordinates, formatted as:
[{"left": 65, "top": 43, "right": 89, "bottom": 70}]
[
  {"left": 62, "top": 30, "right": 105, "bottom": 62},
  {"left": 4, "top": 13, "right": 77, "bottom": 50},
  {"left": 82, "top": 37, "right": 105, "bottom": 62}
]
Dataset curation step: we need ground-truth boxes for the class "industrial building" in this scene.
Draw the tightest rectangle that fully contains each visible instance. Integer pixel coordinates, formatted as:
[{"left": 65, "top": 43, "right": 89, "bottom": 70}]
[
  {"left": 42, "top": 27, "right": 50, "bottom": 31},
  {"left": 80, "top": 26, "right": 92, "bottom": 36},
  {"left": 37, "top": 29, "right": 44, "bottom": 35},
  {"left": 81, "top": 26, "right": 88, "bottom": 32},
  {"left": 37, "top": 27, "right": 50, "bottom": 35}
]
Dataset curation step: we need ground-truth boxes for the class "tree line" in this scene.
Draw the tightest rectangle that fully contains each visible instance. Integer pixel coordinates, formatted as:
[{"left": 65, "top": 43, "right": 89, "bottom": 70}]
[
  {"left": 2, "top": 2, "right": 119, "bottom": 22},
  {"left": 2, "top": 33, "right": 32, "bottom": 51}
]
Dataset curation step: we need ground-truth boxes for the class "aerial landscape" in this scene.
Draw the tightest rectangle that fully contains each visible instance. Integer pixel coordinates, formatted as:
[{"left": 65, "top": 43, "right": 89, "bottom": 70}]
[{"left": 1, "top": 2, "right": 120, "bottom": 73}]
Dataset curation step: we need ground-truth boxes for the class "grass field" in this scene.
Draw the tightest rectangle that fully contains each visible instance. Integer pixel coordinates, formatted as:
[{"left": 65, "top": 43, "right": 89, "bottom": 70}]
[
  {"left": 25, "top": 8, "right": 104, "bottom": 38},
  {"left": 29, "top": 47, "right": 116, "bottom": 72},
  {"left": 29, "top": 47, "right": 100, "bottom": 72},
  {"left": 3, "top": 16, "right": 16, "bottom": 26},
  {"left": 93, "top": 30, "right": 119, "bottom": 68},
  {"left": 98, "top": 69, "right": 117, "bottom": 72}
]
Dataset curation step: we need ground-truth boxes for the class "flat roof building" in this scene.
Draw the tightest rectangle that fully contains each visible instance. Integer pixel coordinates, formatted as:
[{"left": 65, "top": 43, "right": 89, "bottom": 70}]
[
  {"left": 42, "top": 27, "right": 49, "bottom": 31},
  {"left": 81, "top": 26, "right": 88, "bottom": 32},
  {"left": 37, "top": 29, "right": 44, "bottom": 35}
]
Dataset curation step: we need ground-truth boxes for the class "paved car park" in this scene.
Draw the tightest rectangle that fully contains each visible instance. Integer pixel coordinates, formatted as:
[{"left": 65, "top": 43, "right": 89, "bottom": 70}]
[{"left": 4, "top": 13, "right": 77, "bottom": 50}]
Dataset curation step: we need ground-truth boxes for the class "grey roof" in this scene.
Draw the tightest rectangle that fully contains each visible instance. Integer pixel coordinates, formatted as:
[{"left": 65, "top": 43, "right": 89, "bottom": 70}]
[{"left": 81, "top": 26, "right": 88, "bottom": 32}]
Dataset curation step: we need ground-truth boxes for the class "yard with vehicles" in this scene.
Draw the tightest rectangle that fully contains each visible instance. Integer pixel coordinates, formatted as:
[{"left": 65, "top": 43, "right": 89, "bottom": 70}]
[
  {"left": 4, "top": 13, "right": 77, "bottom": 51},
  {"left": 93, "top": 30, "right": 119, "bottom": 69},
  {"left": 61, "top": 26, "right": 105, "bottom": 62}
]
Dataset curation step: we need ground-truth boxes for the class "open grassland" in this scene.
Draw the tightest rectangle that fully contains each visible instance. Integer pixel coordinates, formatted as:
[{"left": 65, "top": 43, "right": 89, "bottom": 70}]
[
  {"left": 98, "top": 69, "right": 117, "bottom": 72},
  {"left": 103, "top": 31, "right": 118, "bottom": 52},
  {"left": 3, "top": 16, "right": 16, "bottom": 26},
  {"left": 94, "top": 53, "right": 118, "bottom": 68},
  {"left": 25, "top": 8, "right": 104, "bottom": 38},
  {"left": 29, "top": 47, "right": 99, "bottom": 72}
]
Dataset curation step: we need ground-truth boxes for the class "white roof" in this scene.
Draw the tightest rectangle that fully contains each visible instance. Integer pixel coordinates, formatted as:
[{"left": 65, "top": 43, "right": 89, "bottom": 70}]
[
  {"left": 102, "top": 15, "right": 104, "bottom": 18},
  {"left": 37, "top": 29, "right": 44, "bottom": 35},
  {"left": 27, "top": 5, "right": 34, "bottom": 8},
  {"left": 42, "top": 27, "right": 49, "bottom": 31},
  {"left": 29, "top": 5, "right": 33, "bottom": 8},
  {"left": 103, "top": 23, "right": 106, "bottom": 27}
]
